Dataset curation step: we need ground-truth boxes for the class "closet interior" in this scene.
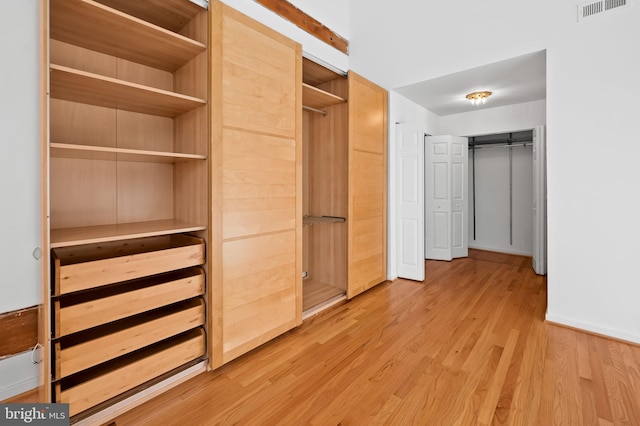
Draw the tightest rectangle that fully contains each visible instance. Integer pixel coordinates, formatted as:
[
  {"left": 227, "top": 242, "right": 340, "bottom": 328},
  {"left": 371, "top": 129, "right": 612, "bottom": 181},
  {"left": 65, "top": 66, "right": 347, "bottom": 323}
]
[
  {"left": 468, "top": 130, "right": 534, "bottom": 255},
  {"left": 302, "top": 58, "right": 348, "bottom": 315}
]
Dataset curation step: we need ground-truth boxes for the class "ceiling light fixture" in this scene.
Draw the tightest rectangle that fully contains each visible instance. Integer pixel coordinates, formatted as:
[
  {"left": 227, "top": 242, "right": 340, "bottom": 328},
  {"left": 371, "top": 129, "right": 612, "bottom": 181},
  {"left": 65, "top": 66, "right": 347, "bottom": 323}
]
[{"left": 466, "top": 91, "right": 492, "bottom": 106}]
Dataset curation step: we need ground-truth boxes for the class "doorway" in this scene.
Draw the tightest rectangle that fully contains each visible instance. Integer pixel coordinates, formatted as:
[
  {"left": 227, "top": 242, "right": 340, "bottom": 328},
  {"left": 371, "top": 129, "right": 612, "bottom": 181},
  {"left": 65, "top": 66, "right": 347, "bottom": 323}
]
[{"left": 467, "top": 127, "right": 546, "bottom": 274}]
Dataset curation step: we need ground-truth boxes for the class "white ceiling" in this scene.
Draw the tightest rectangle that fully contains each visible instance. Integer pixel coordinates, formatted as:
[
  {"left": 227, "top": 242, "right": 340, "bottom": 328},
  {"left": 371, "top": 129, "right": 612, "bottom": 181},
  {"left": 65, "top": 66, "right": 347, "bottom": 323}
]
[{"left": 393, "top": 50, "right": 547, "bottom": 116}]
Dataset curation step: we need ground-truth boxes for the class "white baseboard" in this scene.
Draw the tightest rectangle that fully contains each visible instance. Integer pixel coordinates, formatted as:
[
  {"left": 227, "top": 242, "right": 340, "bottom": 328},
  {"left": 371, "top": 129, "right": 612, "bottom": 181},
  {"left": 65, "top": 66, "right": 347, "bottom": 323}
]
[
  {"left": 545, "top": 313, "right": 640, "bottom": 345},
  {"left": 0, "top": 377, "right": 38, "bottom": 402},
  {"left": 0, "top": 351, "right": 39, "bottom": 401}
]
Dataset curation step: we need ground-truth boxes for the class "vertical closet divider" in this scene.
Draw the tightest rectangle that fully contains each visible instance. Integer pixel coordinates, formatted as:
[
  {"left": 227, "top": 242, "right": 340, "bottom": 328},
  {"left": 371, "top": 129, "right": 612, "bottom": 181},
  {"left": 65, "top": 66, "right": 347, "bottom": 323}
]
[{"left": 509, "top": 142, "right": 513, "bottom": 246}]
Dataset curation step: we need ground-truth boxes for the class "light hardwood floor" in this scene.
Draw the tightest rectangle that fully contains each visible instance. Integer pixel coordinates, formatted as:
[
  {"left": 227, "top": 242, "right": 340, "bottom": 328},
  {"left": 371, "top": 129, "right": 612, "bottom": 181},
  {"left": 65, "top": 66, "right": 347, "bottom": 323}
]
[{"left": 107, "top": 250, "right": 640, "bottom": 425}]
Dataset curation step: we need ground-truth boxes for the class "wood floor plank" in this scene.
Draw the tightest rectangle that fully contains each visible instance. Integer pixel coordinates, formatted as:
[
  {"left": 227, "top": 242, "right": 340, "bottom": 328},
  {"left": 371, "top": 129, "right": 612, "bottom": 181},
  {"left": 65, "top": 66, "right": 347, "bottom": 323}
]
[
  {"left": 580, "top": 377, "right": 601, "bottom": 425},
  {"left": 589, "top": 335, "right": 616, "bottom": 422},
  {"left": 108, "top": 253, "right": 640, "bottom": 426},
  {"left": 478, "top": 328, "right": 520, "bottom": 425},
  {"left": 506, "top": 318, "right": 547, "bottom": 425},
  {"left": 450, "top": 345, "right": 503, "bottom": 425}
]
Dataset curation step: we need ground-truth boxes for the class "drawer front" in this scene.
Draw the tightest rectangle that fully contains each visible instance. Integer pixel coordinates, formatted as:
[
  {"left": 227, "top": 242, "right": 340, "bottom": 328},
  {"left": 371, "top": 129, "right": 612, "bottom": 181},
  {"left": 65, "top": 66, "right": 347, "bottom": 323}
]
[
  {"left": 56, "top": 298, "right": 205, "bottom": 379},
  {"left": 54, "top": 237, "right": 205, "bottom": 295},
  {"left": 59, "top": 328, "right": 205, "bottom": 418},
  {"left": 55, "top": 267, "right": 204, "bottom": 337}
]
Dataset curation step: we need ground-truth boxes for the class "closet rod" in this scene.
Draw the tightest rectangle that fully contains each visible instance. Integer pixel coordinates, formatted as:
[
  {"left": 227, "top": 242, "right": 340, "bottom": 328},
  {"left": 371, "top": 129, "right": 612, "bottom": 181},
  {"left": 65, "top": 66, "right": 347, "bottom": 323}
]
[
  {"left": 469, "top": 142, "right": 532, "bottom": 150},
  {"left": 303, "top": 105, "right": 328, "bottom": 116}
]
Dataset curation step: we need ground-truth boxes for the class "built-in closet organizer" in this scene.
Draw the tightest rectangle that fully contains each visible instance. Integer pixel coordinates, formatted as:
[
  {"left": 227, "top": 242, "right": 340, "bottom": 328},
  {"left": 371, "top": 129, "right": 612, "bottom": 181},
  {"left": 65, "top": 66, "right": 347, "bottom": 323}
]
[
  {"left": 209, "top": 0, "right": 303, "bottom": 368},
  {"left": 302, "top": 59, "right": 348, "bottom": 313},
  {"left": 44, "top": 0, "right": 209, "bottom": 419},
  {"left": 468, "top": 131, "right": 534, "bottom": 256},
  {"left": 302, "top": 58, "right": 388, "bottom": 313}
]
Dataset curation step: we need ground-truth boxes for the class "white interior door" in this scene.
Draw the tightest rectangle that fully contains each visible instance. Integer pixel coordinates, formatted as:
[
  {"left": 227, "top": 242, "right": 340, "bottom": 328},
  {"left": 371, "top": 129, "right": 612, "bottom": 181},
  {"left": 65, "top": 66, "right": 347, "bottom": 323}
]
[
  {"left": 425, "top": 135, "right": 468, "bottom": 261},
  {"left": 425, "top": 135, "right": 452, "bottom": 261},
  {"left": 451, "top": 137, "right": 468, "bottom": 259},
  {"left": 532, "top": 125, "right": 547, "bottom": 275},
  {"left": 396, "top": 123, "right": 425, "bottom": 281}
]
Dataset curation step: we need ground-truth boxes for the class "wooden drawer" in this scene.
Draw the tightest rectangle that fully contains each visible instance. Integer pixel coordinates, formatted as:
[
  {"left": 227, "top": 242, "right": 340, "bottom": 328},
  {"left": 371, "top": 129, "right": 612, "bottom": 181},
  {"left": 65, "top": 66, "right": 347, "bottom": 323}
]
[
  {"left": 58, "top": 328, "right": 205, "bottom": 418},
  {"left": 55, "top": 298, "right": 205, "bottom": 379},
  {"left": 54, "top": 267, "right": 204, "bottom": 337},
  {"left": 52, "top": 234, "right": 204, "bottom": 295}
]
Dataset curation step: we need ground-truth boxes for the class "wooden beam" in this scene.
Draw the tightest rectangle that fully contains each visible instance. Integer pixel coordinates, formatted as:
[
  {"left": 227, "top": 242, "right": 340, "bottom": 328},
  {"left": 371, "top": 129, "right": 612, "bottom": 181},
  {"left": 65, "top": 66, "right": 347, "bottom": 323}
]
[
  {"left": 0, "top": 306, "right": 39, "bottom": 358},
  {"left": 253, "top": 0, "right": 348, "bottom": 54}
]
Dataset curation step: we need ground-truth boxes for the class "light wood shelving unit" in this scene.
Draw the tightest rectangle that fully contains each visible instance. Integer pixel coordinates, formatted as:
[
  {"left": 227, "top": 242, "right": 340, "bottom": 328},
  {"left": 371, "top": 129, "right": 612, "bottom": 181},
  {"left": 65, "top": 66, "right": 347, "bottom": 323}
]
[
  {"left": 48, "top": 0, "right": 208, "bottom": 246},
  {"left": 45, "top": 0, "right": 209, "bottom": 419},
  {"left": 302, "top": 58, "right": 349, "bottom": 313},
  {"left": 39, "top": 0, "right": 386, "bottom": 419},
  {"left": 302, "top": 58, "right": 388, "bottom": 313}
]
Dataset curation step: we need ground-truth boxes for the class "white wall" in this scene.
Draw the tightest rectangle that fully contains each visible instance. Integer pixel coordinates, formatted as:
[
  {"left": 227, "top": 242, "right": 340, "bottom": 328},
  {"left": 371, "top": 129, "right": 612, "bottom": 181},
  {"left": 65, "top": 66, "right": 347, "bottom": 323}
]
[
  {"left": 348, "top": 0, "right": 558, "bottom": 89},
  {"left": 0, "top": 0, "right": 42, "bottom": 398},
  {"left": 387, "top": 91, "right": 439, "bottom": 280},
  {"left": 545, "top": 10, "right": 640, "bottom": 342},
  {"left": 440, "top": 100, "right": 546, "bottom": 137},
  {"left": 350, "top": 0, "right": 640, "bottom": 343}
]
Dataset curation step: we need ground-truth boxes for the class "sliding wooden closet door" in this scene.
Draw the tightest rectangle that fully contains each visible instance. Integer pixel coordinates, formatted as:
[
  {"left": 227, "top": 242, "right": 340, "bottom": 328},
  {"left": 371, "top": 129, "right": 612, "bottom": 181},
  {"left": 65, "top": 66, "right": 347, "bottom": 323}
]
[
  {"left": 210, "top": 1, "right": 302, "bottom": 366},
  {"left": 347, "top": 72, "right": 388, "bottom": 299}
]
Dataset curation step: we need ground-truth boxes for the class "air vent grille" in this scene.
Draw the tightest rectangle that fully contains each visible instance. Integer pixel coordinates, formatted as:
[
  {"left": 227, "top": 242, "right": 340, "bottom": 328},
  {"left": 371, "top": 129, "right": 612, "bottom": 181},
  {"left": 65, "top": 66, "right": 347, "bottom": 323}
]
[
  {"left": 606, "top": 0, "right": 627, "bottom": 9},
  {"left": 582, "top": 0, "right": 604, "bottom": 17},
  {"left": 578, "top": 0, "right": 631, "bottom": 20}
]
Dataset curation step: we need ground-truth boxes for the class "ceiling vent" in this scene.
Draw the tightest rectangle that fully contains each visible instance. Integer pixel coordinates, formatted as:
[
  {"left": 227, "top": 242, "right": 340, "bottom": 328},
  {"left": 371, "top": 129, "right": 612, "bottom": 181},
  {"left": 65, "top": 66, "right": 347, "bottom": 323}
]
[{"left": 578, "top": 0, "right": 631, "bottom": 21}]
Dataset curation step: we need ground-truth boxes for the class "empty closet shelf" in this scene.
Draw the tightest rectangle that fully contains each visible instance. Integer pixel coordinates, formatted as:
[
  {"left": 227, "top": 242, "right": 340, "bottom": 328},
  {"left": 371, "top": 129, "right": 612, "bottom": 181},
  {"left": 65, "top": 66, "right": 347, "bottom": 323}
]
[{"left": 303, "top": 215, "right": 346, "bottom": 226}]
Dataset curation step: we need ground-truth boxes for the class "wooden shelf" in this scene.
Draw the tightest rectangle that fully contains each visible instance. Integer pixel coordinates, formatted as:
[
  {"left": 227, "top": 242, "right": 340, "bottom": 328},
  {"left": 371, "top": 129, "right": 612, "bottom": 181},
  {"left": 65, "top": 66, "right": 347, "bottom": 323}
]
[
  {"left": 50, "top": 0, "right": 205, "bottom": 72},
  {"left": 303, "top": 57, "right": 345, "bottom": 86},
  {"left": 50, "top": 64, "right": 206, "bottom": 117},
  {"left": 303, "top": 216, "right": 346, "bottom": 226},
  {"left": 50, "top": 143, "right": 206, "bottom": 163},
  {"left": 94, "top": 0, "right": 205, "bottom": 33},
  {"left": 303, "top": 279, "right": 345, "bottom": 312},
  {"left": 50, "top": 219, "right": 206, "bottom": 248},
  {"left": 302, "top": 83, "right": 346, "bottom": 110}
]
